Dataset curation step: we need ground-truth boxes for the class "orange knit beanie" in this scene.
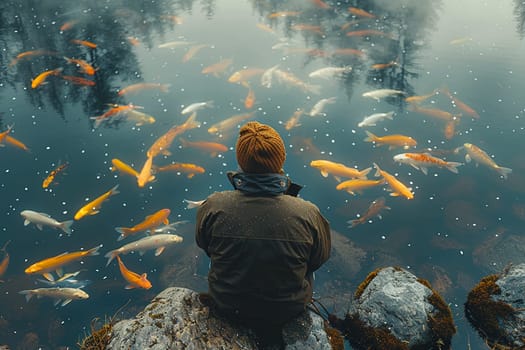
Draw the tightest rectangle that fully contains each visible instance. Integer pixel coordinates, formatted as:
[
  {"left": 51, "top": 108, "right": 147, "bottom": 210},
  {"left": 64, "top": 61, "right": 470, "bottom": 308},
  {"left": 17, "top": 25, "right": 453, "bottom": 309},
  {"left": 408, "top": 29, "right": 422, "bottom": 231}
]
[{"left": 236, "top": 121, "right": 286, "bottom": 174}]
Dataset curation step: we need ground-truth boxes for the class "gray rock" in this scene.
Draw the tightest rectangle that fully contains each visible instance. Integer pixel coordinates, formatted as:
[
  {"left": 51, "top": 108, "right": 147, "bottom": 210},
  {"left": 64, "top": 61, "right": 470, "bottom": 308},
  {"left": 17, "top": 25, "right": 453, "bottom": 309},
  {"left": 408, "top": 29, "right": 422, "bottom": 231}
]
[
  {"left": 106, "top": 287, "right": 333, "bottom": 350},
  {"left": 346, "top": 266, "right": 455, "bottom": 349}
]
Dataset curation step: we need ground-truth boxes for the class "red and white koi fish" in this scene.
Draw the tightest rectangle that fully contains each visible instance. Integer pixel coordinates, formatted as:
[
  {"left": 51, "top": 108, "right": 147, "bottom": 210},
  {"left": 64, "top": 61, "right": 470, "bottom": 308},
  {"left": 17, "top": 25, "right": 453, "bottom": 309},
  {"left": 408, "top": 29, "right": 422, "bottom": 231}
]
[{"left": 393, "top": 153, "right": 463, "bottom": 175}]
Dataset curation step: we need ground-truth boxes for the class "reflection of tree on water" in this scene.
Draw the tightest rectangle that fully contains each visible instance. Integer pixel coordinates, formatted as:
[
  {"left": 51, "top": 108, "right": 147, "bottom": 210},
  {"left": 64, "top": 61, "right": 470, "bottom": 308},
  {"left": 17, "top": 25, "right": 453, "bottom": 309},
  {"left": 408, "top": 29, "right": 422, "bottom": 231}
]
[
  {"left": 249, "top": 0, "right": 442, "bottom": 105},
  {"left": 514, "top": 0, "right": 525, "bottom": 39},
  {"left": 0, "top": 0, "right": 208, "bottom": 125}
]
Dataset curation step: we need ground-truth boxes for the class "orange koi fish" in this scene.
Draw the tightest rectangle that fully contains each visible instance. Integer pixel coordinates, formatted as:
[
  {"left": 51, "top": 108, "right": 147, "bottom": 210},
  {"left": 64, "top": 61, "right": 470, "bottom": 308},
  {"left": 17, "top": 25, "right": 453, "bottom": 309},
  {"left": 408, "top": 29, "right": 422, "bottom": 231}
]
[
  {"left": 160, "top": 15, "right": 183, "bottom": 24},
  {"left": 0, "top": 125, "right": 13, "bottom": 144},
  {"left": 285, "top": 109, "right": 304, "bottom": 130},
  {"left": 0, "top": 241, "right": 11, "bottom": 282},
  {"left": 115, "top": 208, "right": 170, "bottom": 241},
  {"left": 9, "top": 49, "right": 58, "bottom": 67},
  {"left": 182, "top": 44, "right": 209, "bottom": 63},
  {"left": 407, "top": 104, "right": 460, "bottom": 122},
  {"left": 201, "top": 58, "right": 233, "bottom": 77},
  {"left": 63, "top": 57, "right": 97, "bottom": 75},
  {"left": 127, "top": 36, "right": 141, "bottom": 46},
  {"left": 310, "top": 160, "right": 372, "bottom": 181},
  {"left": 267, "top": 11, "right": 301, "bottom": 19},
  {"left": 228, "top": 68, "right": 266, "bottom": 84},
  {"left": 90, "top": 104, "right": 142, "bottom": 128},
  {"left": 118, "top": 83, "right": 171, "bottom": 96},
  {"left": 456, "top": 143, "right": 512, "bottom": 179},
  {"left": 444, "top": 119, "right": 459, "bottom": 140},
  {"left": 373, "top": 163, "right": 414, "bottom": 199},
  {"left": 118, "top": 109, "right": 156, "bottom": 126},
  {"left": 440, "top": 87, "right": 480, "bottom": 119},
  {"left": 179, "top": 138, "right": 228, "bottom": 156},
  {"left": 330, "top": 48, "right": 366, "bottom": 57},
  {"left": 364, "top": 131, "right": 417, "bottom": 150},
  {"left": 116, "top": 256, "right": 152, "bottom": 290},
  {"left": 155, "top": 163, "right": 205, "bottom": 179},
  {"left": 147, "top": 112, "right": 200, "bottom": 158},
  {"left": 137, "top": 156, "right": 155, "bottom": 188},
  {"left": 256, "top": 23, "right": 275, "bottom": 34},
  {"left": 31, "top": 68, "right": 63, "bottom": 89},
  {"left": 111, "top": 159, "right": 139, "bottom": 178},
  {"left": 335, "top": 178, "right": 385, "bottom": 195},
  {"left": 61, "top": 75, "right": 95, "bottom": 86},
  {"left": 346, "top": 29, "right": 392, "bottom": 38},
  {"left": 371, "top": 61, "right": 398, "bottom": 70},
  {"left": 273, "top": 69, "right": 321, "bottom": 95},
  {"left": 348, "top": 7, "right": 376, "bottom": 18},
  {"left": 393, "top": 153, "right": 463, "bottom": 175},
  {"left": 71, "top": 39, "right": 97, "bottom": 49},
  {"left": 348, "top": 197, "right": 390, "bottom": 228},
  {"left": 207, "top": 111, "right": 256, "bottom": 134},
  {"left": 291, "top": 24, "right": 324, "bottom": 36},
  {"left": 60, "top": 20, "right": 79, "bottom": 31},
  {"left": 42, "top": 162, "right": 69, "bottom": 188},
  {"left": 74, "top": 184, "right": 120, "bottom": 220},
  {"left": 242, "top": 82, "right": 256, "bottom": 109},
  {"left": 25, "top": 245, "right": 101, "bottom": 280},
  {"left": 404, "top": 90, "right": 438, "bottom": 104},
  {"left": 4, "top": 135, "right": 30, "bottom": 152},
  {"left": 312, "top": 0, "right": 330, "bottom": 9}
]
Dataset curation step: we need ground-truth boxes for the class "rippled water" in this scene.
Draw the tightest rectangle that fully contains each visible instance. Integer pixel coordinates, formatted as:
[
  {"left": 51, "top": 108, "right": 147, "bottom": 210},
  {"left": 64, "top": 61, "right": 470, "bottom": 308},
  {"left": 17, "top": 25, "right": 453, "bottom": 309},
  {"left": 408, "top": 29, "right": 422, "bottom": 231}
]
[{"left": 1, "top": 0, "right": 524, "bottom": 348}]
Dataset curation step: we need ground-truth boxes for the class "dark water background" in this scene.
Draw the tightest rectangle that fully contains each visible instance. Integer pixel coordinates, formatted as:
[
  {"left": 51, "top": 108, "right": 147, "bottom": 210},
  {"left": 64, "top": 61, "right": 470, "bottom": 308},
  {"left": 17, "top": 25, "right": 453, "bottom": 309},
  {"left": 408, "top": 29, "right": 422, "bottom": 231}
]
[{"left": 1, "top": 0, "right": 525, "bottom": 348}]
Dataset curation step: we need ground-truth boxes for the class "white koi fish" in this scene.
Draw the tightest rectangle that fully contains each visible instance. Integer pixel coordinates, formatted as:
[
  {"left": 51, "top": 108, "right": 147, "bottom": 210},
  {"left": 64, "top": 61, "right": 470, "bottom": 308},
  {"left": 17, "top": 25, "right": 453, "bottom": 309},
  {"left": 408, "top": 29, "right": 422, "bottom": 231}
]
[
  {"left": 104, "top": 234, "right": 184, "bottom": 266},
  {"left": 308, "top": 66, "right": 352, "bottom": 80},
  {"left": 20, "top": 210, "right": 74, "bottom": 235},
  {"left": 181, "top": 100, "right": 214, "bottom": 115},
  {"left": 309, "top": 97, "right": 336, "bottom": 117},
  {"left": 261, "top": 64, "right": 280, "bottom": 88},
  {"left": 362, "top": 89, "right": 406, "bottom": 101},
  {"left": 358, "top": 111, "right": 394, "bottom": 127},
  {"left": 456, "top": 143, "right": 512, "bottom": 179},
  {"left": 19, "top": 287, "right": 89, "bottom": 306}
]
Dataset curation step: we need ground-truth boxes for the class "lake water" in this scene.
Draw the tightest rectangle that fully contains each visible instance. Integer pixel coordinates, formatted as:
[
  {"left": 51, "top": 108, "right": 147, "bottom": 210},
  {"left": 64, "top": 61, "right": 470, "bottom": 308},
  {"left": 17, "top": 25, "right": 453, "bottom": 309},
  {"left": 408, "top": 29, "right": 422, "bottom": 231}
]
[{"left": 1, "top": 0, "right": 524, "bottom": 348}]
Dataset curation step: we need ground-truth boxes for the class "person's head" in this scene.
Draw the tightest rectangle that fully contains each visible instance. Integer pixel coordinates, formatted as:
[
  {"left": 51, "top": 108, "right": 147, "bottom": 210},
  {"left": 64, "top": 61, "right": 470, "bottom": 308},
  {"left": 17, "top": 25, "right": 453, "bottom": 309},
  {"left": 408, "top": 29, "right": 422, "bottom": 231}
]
[{"left": 236, "top": 121, "right": 286, "bottom": 174}]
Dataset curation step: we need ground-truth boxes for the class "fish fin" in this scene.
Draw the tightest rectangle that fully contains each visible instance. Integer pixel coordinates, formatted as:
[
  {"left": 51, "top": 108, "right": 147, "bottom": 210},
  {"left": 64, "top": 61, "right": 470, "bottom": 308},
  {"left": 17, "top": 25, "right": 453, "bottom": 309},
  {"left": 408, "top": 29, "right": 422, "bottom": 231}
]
[
  {"left": 61, "top": 299, "right": 73, "bottom": 307},
  {"left": 446, "top": 162, "right": 463, "bottom": 174},
  {"left": 320, "top": 170, "right": 329, "bottom": 178},
  {"left": 363, "top": 130, "right": 375, "bottom": 142},
  {"left": 420, "top": 166, "right": 428, "bottom": 175},
  {"left": 359, "top": 167, "right": 372, "bottom": 179},
  {"left": 155, "top": 246, "right": 165, "bottom": 256},
  {"left": 390, "top": 192, "right": 400, "bottom": 197},
  {"left": 104, "top": 251, "right": 117, "bottom": 266},
  {"left": 38, "top": 212, "right": 51, "bottom": 217},
  {"left": 141, "top": 273, "right": 148, "bottom": 279},
  {"left": 36, "top": 224, "right": 43, "bottom": 231},
  {"left": 465, "top": 154, "right": 471, "bottom": 163},
  {"left": 24, "top": 219, "right": 30, "bottom": 226},
  {"left": 60, "top": 220, "right": 74, "bottom": 235},
  {"left": 334, "top": 176, "right": 342, "bottom": 183},
  {"left": 110, "top": 184, "right": 120, "bottom": 196},
  {"left": 345, "top": 190, "right": 356, "bottom": 196},
  {"left": 88, "top": 245, "right": 102, "bottom": 256},
  {"left": 56, "top": 268, "right": 64, "bottom": 277},
  {"left": 373, "top": 163, "right": 381, "bottom": 177},
  {"left": 496, "top": 166, "right": 512, "bottom": 179},
  {"left": 54, "top": 299, "right": 62, "bottom": 307},
  {"left": 19, "top": 290, "right": 34, "bottom": 302},
  {"left": 377, "top": 215, "right": 383, "bottom": 220},
  {"left": 89, "top": 210, "right": 100, "bottom": 216},
  {"left": 138, "top": 250, "right": 146, "bottom": 256},
  {"left": 163, "top": 218, "right": 169, "bottom": 225},
  {"left": 125, "top": 285, "right": 136, "bottom": 290},
  {"left": 43, "top": 273, "right": 55, "bottom": 282}
]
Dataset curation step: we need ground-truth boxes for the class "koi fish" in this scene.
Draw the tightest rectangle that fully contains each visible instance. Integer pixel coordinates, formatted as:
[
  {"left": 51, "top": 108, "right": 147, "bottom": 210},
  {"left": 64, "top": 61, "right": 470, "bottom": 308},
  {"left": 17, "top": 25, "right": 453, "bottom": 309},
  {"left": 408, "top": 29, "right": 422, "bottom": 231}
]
[
  {"left": 104, "top": 234, "right": 183, "bottom": 266},
  {"left": 60, "top": 20, "right": 79, "bottom": 31},
  {"left": 115, "top": 208, "right": 170, "bottom": 241},
  {"left": 155, "top": 163, "right": 205, "bottom": 179},
  {"left": 90, "top": 104, "right": 143, "bottom": 129},
  {"left": 207, "top": 111, "right": 256, "bottom": 134},
  {"left": 335, "top": 178, "right": 385, "bottom": 195},
  {"left": 201, "top": 58, "right": 233, "bottom": 77},
  {"left": 284, "top": 109, "right": 304, "bottom": 130},
  {"left": 4, "top": 135, "right": 30, "bottom": 152},
  {"left": 63, "top": 57, "right": 97, "bottom": 75},
  {"left": 358, "top": 111, "right": 394, "bottom": 127},
  {"left": 364, "top": 131, "right": 417, "bottom": 150},
  {"left": 308, "top": 66, "right": 352, "bottom": 80},
  {"left": 184, "top": 199, "right": 205, "bottom": 209},
  {"left": 9, "top": 49, "right": 58, "bottom": 67},
  {"left": 346, "top": 29, "right": 392, "bottom": 38},
  {"left": 456, "top": 143, "right": 512, "bottom": 179},
  {"left": 74, "top": 184, "right": 120, "bottom": 220},
  {"left": 291, "top": 24, "right": 324, "bottom": 36},
  {"left": 443, "top": 119, "right": 459, "bottom": 140},
  {"left": 137, "top": 156, "right": 155, "bottom": 188},
  {"left": 256, "top": 23, "right": 275, "bottom": 34},
  {"left": 404, "top": 90, "right": 438, "bottom": 104},
  {"left": 348, "top": 197, "right": 390, "bottom": 228},
  {"left": 228, "top": 68, "right": 266, "bottom": 84},
  {"left": 242, "top": 82, "right": 255, "bottom": 109},
  {"left": 116, "top": 256, "right": 152, "bottom": 290},
  {"left": 362, "top": 88, "right": 406, "bottom": 101},
  {"left": 31, "top": 68, "right": 63, "bottom": 89},
  {"left": 119, "top": 109, "right": 156, "bottom": 126},
  {"left": 273, "top": 69, "right": 321, "bottom": 95},
  {"left": 179, "top": 138, "right": 228, "bottom": 156},
  {"left": 181, "top": 100, "right": 214, "bottom": 115},
  {"left": 20, "top": 210, "right": 74, "bottom": 235},
  {"left": 0, "top": 241, "right": 11, "bottom": 282},
  {"left": 25, "top": 245, "right": 101, "bottom": 280},
  {"left": 160, "top": 15, "right": 183, "bottom": 24},
  {"left": 373, "top": 163, "right": 414, "bottom": 199},
  {"left": 348, "top": 7, "right": 376, "bottom": 18},
  {"left": 310, "top": 160, "right": 372, "bottom": 181},
  {"left": 147, "top": 112, "right": 200, "bottom": 158},
  {"left": 42, "top": 162, "right": 68, "bottom": 188},
  {"left": 118, "top": 83, "right": 171, "bottom": 96},
  {"left": 111, "top": 159, "right": 139, "bottom": 178},
  {"left": 19, "top": 287, "right": 89, "bottom": 306},
  {"left": 182, "top": 44, "right": 209, "bottom": 63},
  {"left": 267, "top": 11, "right": 301, "bottom": 19},
  {"left": 151, "top": 221, "right": 188, "bottom": 234},
  {"left": 38, "top": 276, "right": 92, "bottom": 289},
  {"left": 371, "top": 61, "right": 398, "bottom": 70},
  {"left": 393, "top": 153, "right": 463, "bottom": 175},
  {"left": 330, "top": 48, "right": 366, "bottom": 57},
  {"left": 61, "top": 75, "right": 95, "bottom": 86},
  {"left": 0, "top": 125, "right": 13, "bottom": 144},
  {"left": 407, "top": 104, "right": 460, "bottom": 122},
  {"left": 157, "top": 40, "right": 195, "bottom": 49},
  {"left": 312, "top": 0, "right": 330, "bottom": 9},
  {"left": 440, "top": 87, "right": 480, "bottom": 119},
  {"left": 70, "top": 39, "right": 97, "bottom": 49},
  {"left": 309, "top": 97, "right": 337, "bottom": 117}
]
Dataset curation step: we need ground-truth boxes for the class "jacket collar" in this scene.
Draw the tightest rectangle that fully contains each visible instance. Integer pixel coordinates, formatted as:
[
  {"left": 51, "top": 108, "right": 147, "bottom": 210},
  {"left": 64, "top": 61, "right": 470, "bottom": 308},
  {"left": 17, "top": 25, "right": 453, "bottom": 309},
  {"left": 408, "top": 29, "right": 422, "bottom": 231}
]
[{"left": 227, "top": 171, "right": 291, "bottom": 196}]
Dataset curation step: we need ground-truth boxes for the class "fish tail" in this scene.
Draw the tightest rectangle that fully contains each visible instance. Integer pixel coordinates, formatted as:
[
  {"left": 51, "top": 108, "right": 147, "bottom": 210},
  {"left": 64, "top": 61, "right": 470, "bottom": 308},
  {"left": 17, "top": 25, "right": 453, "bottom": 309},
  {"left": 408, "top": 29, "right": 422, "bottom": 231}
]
[
  {"left": 18, "top": 290, "right": 34, "bottom": 302},
  {"left": 109, "top": 184, "right": 120, "bottom": 196},
  {"left": 348, "top": 219, "right": 361, "bottom": 228},
  {"left": 59, "top": 220, "right": 74, "bottom": 235},
  {"left": 446, "top": 162, "right": 463, "bottom": 174},
  {"left": 359, "top": 167, "right": 372, "bottom": 179},
  {"left": 184, "top": 199, "right": 202, "bottom": 209},
  {"left": 104, "top": 250, "right": 117, "bottom": 267},
  {"left": 161, "top": 83, "right": 172, "bottom": 93},
  {"left": 184, "top": 112, "right": 201, "bottom": 129},
  {"left": 115, "top": 227, "right": 133, "bottom": 241},
  {"left": 90, "top": 117, "right": 103, "bottom": 129},
  {"left": 372, "top": 162, "right": 382, "bottom": 177},
  {"left": 88, "top": 244, "right": 102, "bottom": 256},
  {"left": 364, "top": 130, "right": 376, "bottom": 142},
  {"left": 496, "top": 166, "right": 512, "bottom": 179}
]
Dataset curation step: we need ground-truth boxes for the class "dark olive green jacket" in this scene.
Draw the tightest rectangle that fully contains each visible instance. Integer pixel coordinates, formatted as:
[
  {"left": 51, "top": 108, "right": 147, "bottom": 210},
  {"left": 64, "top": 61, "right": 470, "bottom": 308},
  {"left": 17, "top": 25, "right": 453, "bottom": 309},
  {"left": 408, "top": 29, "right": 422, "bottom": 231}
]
[{"left": 195, "top": 173, "right": 331, "bottom": 324}]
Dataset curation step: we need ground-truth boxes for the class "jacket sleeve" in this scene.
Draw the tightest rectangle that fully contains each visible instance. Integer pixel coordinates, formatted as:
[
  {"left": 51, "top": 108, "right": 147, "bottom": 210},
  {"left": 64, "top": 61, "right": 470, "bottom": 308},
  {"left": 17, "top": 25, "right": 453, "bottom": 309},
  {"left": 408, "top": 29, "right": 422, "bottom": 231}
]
[
  {"left": 308, "top": 209, "right": 331, "bottom": 272},
  {"left": 195, "top": 199, "right": 211, "bottom": 256}
]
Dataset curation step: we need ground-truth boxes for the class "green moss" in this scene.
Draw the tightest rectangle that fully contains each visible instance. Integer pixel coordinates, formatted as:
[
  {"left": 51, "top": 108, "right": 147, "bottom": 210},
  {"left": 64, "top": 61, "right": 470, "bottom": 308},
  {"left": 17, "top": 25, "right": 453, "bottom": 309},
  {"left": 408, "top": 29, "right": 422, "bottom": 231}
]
[{"left": 465, "top": 274, "right": 517, "bottom": 347}]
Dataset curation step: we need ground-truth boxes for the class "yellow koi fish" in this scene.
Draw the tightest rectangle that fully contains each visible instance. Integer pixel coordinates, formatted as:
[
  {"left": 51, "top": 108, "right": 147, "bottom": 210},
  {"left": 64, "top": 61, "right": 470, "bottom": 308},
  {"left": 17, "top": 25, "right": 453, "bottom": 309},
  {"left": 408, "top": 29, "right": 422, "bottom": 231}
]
[
  {"left": 364, "top": 131, "right": 417, "bottom": 150},
  {"left": 115, "top": 208, "right": 170, "bottom": 241},
  {"left": 74, "top": 185, "right": 120, "bottom": 220},
  {"left": 335, "top": 179, "right": 385, "bottom": 195},
  {"left": 155, "top": 163, "right": 205, "bottom": 179},
  {"left": 457, "top": 143, "right": 512, "bottom": 179},
  {"left": 31, "top": 68, "right": 63, "bottom": 89},
  {"left": 111, "top": 159, "right": 139, "bottom": 178},
  {"left": 373, "top": 163, "right": 414, "bottom": 199},
  {"left": 116, "top": 256, "right": 152, "bottom": 290},
  {"left": 137, "top": 156, "right": 155, "bottom": 188},
  {"left": 310, "top": 160, "right": 372, "bottom": 181},
  {"left": 147, "top": 112, "right": 200, "bottom": 158}
]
